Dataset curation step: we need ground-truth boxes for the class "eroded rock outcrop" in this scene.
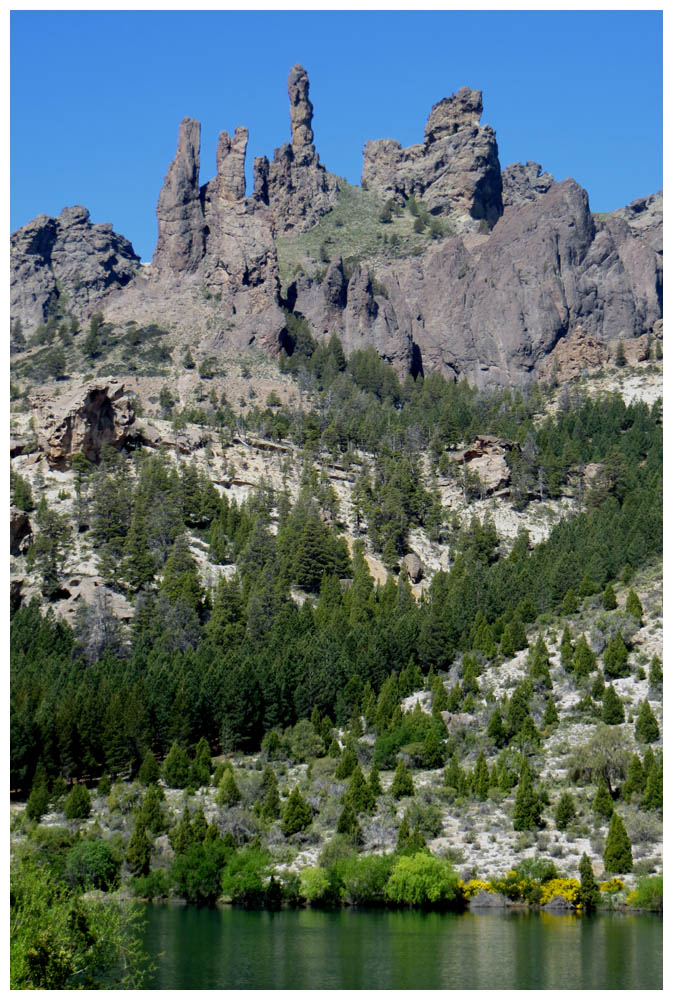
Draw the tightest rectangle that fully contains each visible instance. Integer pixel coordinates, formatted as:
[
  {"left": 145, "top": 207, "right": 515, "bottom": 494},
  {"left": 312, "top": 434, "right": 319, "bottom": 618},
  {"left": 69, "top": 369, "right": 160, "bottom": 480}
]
[
  {"left": 454, "top": 435, "right": 516, "bottom": 493},
  {"left": 10, "top": 205, "right": 140, "bottom": 332},
  {"left": 252, "top": 64, "right": 339, "bottom": 233},
  {"left": 32, "top": 379, "right": 135, "bottom": 468},
  {"left": 362, "top": 87, "right": 502, "bottom": 230},
  {"left": 502, "top": 161, "right": 554, "bottom": 209}
]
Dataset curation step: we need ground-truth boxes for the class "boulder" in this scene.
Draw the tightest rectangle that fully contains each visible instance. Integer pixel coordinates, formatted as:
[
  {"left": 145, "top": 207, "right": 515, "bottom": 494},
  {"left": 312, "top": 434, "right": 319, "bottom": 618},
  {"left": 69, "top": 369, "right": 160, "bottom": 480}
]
[
  {"left": 542, "top": 895, "right": 576, "bottom": 911},
  {"left": 403, "top": 552, "right": 423, "bottom": 583},
  {"left": 454, "top": 435, "right": 517, "bottom": 493},
  {"left": 32, "top": 378, "right": 135, "bottom": 468},
  {"left": 470, "top": 890, "right": 507, "bottom": 908}
]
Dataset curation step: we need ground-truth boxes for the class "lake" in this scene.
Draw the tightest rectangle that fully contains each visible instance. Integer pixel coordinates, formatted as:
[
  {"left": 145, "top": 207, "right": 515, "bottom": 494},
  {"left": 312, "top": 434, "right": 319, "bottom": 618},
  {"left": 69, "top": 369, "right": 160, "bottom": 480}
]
[{"left": 142, "top": 904, "right": 662, "bottom": 990}]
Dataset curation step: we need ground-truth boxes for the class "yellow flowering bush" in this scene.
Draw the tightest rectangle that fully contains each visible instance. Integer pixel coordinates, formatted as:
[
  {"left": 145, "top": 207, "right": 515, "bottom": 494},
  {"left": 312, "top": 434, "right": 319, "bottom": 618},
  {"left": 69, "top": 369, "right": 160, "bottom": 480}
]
[
  {"left": 600, "top": 878, "right": 624, "bottom": 894},
  {"left": 539, "top": 878, "right": 581, "bottom": 906},
  {"left": 462, "top": 879, "right": 493, "bottom": 898}
]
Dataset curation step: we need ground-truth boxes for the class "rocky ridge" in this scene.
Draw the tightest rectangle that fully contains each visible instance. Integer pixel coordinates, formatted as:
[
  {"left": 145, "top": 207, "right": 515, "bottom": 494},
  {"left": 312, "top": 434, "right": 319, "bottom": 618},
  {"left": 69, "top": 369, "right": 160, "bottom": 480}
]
[{"left": 10, "top": 66, "right": 663, "bottom": 388}]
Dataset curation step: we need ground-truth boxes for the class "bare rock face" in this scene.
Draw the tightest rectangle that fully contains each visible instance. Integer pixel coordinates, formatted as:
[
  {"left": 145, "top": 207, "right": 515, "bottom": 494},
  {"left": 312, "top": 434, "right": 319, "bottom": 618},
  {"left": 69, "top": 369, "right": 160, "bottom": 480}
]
[
  {"left": 254, "top": 65, "right": 339, "bottom": 234},
  {"left": 540, "top": 325, "right": 609, "bottom": 382},
  {"left": 610, "top": 191, "right": 662, "bottom": 257},
  {"left": 153, "top": 117, "right": 206, "bottom": 274},
  {"left": 10, "top": 507, "right": 32, "bottom": 556},
  {"left": 362, "top": 87, "right": 503, "bottom": 231},
  {"left": 502, "top": 161, "right": 554, "bottom": 209},
  {"left": 454, "top": 435, "right": 516, "bottom": 493},
  {"left": 403, "top": 552, "right": 423, "bottom": 583},
  {"left": 10, "top": 205, "right": 140, "bottom": 333},
  {"left": 32, "top": 379, "right": 135, "bottom": 468}
]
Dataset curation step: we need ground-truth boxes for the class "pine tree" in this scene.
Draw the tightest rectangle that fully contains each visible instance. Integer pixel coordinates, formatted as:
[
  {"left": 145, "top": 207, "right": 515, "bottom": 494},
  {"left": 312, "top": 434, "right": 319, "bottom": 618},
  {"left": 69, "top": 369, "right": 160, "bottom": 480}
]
[
  {"left": 578, "top": 853, "right": 600, "bottom": 912},
  {"left": 191, "top": 805, "right": 208, "bottom": 843},
  {"left": 622, "top": 753, "right": 646, "bottom": 803},
  {"left": 603, "top": 632, "right": 629, "bottom": 679},
  {"left": 593, "top": 775, "right": 614, "bottom": 821},
  {"left": 126, "top": 820, "right": 151, "bottom": 876},
  {"left": 336, "top": 801, "right": 362, "bottom": 844},
  {"left": 634, "top": 700, "right": 659, "bottom": 743},
  {"left": 560, "top": 626, "right": 575, "bottom": 673},
  {"left": 390, "top": 759, "right": 414, "bottom": 799},
  {"left": 555, "top": 791, "right": 576, "bottom": 831},
  {"left": 642, "top": 760, "right": 663, "bottom": 811},
  {"left": 137, "top": 749, "right": 160, "bottom": 785},
  {"left": 169, "top": 807, "right": 194, "bottom": 855},
  {"left": 602, "top": 583, "right": 617, "bottom": 610},
  {"left": 602, "top": 685, "right": 625, "bottom": 725},
  {"left": 260, "top": 765, "right": 281, "bottom": 819},
  {"left": 431, "top": 677, "right": 449, "bottom": 713},
  {"left": 345, "top": 765, "right": 375, "bottom": 814},
  {"left": 543, "top": 696, "right": 559, "bottom": 728},
  {"left": 335, "top": 747, "right": 358, "bottom": 780},
  {"left": 512, "top": 760, "right": 542, "bottom": 831},
  {"left": 423, "top": 728, "right": 445, "bottom": 769},
  {"left": 369, "top": 765, "right": 383, "bottom": 797},
  {"left": 137, "top": 784, "right": 166, "bottom": 834},
  {"left": 648, "top": 655, "right": 663, "bottom": 690},
  {"left": 120, "top": 507, "right": 155, "bottom": 592},
  {"left": 625, "top": 589, "right": 643, "bottom": 624},
  {"left": 561, "top": 589, "right": 578, "bottom": 615},
  {"left": 217, "top": 769, "right": 241, "bottom": 807},
  {"left": 443, "top": 754, "right": 466, "bottom": 795},
  {"left": 162, "top": 741, "right": 191, "bottom": 788},
  {"left": 472, "top": 751, "right": 490, "bottom": 800},
  {"left": 487, "top": 707, "right": 507, "bottom": 748},
  {"left": 603, "top": 812, "right": 633, "bottom": 874},
  {"left": 64, "top": 783, "right": 91, "bottom": 820},
  {"left": 281, "top": 786, "right": 312, "bottom": 836},
  {"left": 573, "top": 635, "right": 597, "bottom": 678}
]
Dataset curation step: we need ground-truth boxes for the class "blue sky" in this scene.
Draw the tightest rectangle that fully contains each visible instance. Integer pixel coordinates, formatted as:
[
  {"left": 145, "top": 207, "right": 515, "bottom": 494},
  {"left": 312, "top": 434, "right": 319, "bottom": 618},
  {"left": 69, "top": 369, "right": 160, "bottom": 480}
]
[{"left": 11, "top": 10, "right": 662, "bottom": 261}]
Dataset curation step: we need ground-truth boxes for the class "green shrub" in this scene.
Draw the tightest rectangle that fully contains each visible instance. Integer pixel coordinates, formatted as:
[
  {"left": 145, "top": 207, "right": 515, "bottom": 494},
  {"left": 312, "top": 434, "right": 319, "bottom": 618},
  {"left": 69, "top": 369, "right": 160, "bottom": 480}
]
[
  {"left": 385, "top": 853, "right": 461, "bottom": 908},
  {"left": 281, "top": 787, "right": 312, "bottom": 836},
  {"left": 626, "top": 875, "right": 663, "bottom": 911},
  {"left": 65, "top": 839, "right": 121, "bottom": 891},
  {"left": 341, "top": 854, "right": 396, "bottom": 906},
  {"left": 63, "top": 783, "right": 91, "bottom": 820}
]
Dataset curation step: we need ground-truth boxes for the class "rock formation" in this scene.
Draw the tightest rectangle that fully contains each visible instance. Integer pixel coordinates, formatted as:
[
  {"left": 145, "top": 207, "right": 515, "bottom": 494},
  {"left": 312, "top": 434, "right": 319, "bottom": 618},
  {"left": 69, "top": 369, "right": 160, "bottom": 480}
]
[
  {"left": 10, "top": 205, "right": 139, "bottom": 331},
  {"left": 10, "top": 507, "right": 32, "bottom": 557},
  {"left": 501, "top": 161, "right": 554, "bottom": 209},
  {"left": 9, "top": 66, "right": 663, "bottom": 388},
  {"left": 454, "top": 435, "right": 516, "bottom": 493},
  {"left": 32, "top": 379, "right": 136, "bottom": 468},
  {"left": 403, "top": 552, "right": 423, "bottom": 583},
  {"left": 252, "top": 64, "right": 339, "bottom": 233},
  {"left": 362, "top": 87, "right": 503, "bottom": 230}
]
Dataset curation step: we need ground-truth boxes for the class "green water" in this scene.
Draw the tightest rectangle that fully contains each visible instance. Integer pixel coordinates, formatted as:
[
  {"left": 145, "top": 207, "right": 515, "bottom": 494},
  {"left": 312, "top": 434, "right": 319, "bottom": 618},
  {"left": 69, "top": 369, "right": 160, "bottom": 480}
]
[{"left": 142, "top": 905, "right": 662, "bottom": 990}]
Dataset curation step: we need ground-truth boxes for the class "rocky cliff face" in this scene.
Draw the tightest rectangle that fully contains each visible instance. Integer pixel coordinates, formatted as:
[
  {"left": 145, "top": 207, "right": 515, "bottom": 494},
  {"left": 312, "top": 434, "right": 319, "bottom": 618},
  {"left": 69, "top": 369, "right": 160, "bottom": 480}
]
[
  {"left": 362, "top": 87, "right": 503, "bottom": 230},
  {"left": 10, "top": 205, "right": 140, "bottom": 331},
  {"left": 10, "top": 66, "right": 663, "bottom": 388}
]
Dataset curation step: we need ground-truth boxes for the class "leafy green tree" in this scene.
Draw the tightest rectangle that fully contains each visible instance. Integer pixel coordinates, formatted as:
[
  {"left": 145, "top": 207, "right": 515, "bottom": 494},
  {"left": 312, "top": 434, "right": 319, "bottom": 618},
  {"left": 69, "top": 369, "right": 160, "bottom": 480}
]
[
  {"left": 391, "top": 759, "right": 415, "bottom": 799},
  {"left": 385, "top": 853, "right": 461, "bottom": 908},
  {"left": 634, "top": 700, "right": 659, "bottom": 743},
  {"left": 512, "top": 760, "right": 542, "bottom": 831},
  {"left": 555, "top": 792, "right": 576, "bottom": 831},
  {"left": 602, "top": 685, "right": 625, "bottom": 725},
  {"left": 603, "top": 812, "right": 633, "bottom": 874},
  {"left": 162, "top": 742, "right": 191, "bottom": 789},
  {"left": 578, "top": 853, "right": 600, "bottom": 912},
  {"left": 171, "top": 841, "right": 230, "bottom": 904},
  {"left": 63, "top": 783, "right": 91, "bottom": 820},
  {"left": 65, "top": 840, "right": 121, "bottom": 891},
  {"left": 281, "top": 787, "right": 312, "bottom": 836}
]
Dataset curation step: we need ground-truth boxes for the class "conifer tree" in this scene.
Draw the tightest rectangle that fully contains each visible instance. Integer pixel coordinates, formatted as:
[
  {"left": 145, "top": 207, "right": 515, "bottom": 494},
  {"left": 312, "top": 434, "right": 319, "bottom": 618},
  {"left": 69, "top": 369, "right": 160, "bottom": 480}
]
[
  {"left": 137, "top": 784, "right": 166, "bottom": 835},
  {"left": 593, "top": 775, "right": 614, "bottom": 820},
  {"left": 64, "top": 782, "right": 91, "bottom": 820},
  {"left": 487, "top": 707, "right": 507, "bottom": 748},
  {"left": 578, "top": 853, "right": 600, "bottom": 912},
  {"left": 543, "top": 696, "right": 559, "bottom": 728},
  {"left": 634, "top": 700, "right": 659, "bottom": 743},
  {"left": 423, "top": 728, "right": 445, "bottom": 769},
  {"left": 573, "top": 635, "right": 597, "bottom": 678},
  {"left": 512, "top": 759, "right": 542, "bottom": 831},
  {"left": 472, "top": 751, "right": 490, "bottom": 800},
  {"left": 561, "top": 589, "right": 578, "bottom": 615},
  {"left": 625, "top": 589, "right": 643, "bottom": 624},
  {"left": 560, "top": 626, "right": 575, "bottom": 673},
  {"left": 555, "top": 791, "right": 576, "bottom": 831},
  {"left": 345, "top": 765, "right": 375, "bottom": 815},
  {"left": 642, "top": 760, "right": 663, "bottom": 811},
  {"left": 137, "top": 749, "right": 160, "bottom": 785},
  {"left": 260, "top": 765, "right": 281, "bottom": 819},
  {"left": 648, "top": 655, "right": 662, "bottom": 690},
  {"left": 126, "top": 820, "right": 151, "bottom": 876},
  {"left": 443, "top": 754, "right": 466, "bottom": 795},
  {"left": 602, "top": 685, "right": 625, "bottom": 725},
  {"left": 169, "top": 807, "right": 194, "bottom": 855},
  {"left": 602, "top": 583, "right": 617, "bottom": 610},
  {"left": 369, "top": 765, "right": 383, "bottom": 797},
  {"left": 281, "top": 786, "right": 312, "bottom": 836},
  {"left": 622, "top": 753, "right": 646, "bottom": 803},
  {"left": 603, "top": 632, "right": 629, "bottom": 679},
  {"left": 217, "top": 769, "right": 241, "bottom": 807},
  {"left": 337, "top": 801, "right": 362, "bottom": 844},
  {"left": 335, "top": 746, "right": 358, "bottom": 780},
  {"left": 603, "top": 812, "right": 633, "bottom": 873},
  {"left": 390, "top": 759, "right": 414, "bottom": 799},
  {"left": 162, "top": 741, "right": 191, "bottom": 789},
  {"left": 431, "top": 677, "right": 449, "bottom": 713},
  {"left": 327, "top": 738, "right": 341, "bottom": 759},
  {"left": 191, "top": 805, "right": 208, "bottom": 843}
]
